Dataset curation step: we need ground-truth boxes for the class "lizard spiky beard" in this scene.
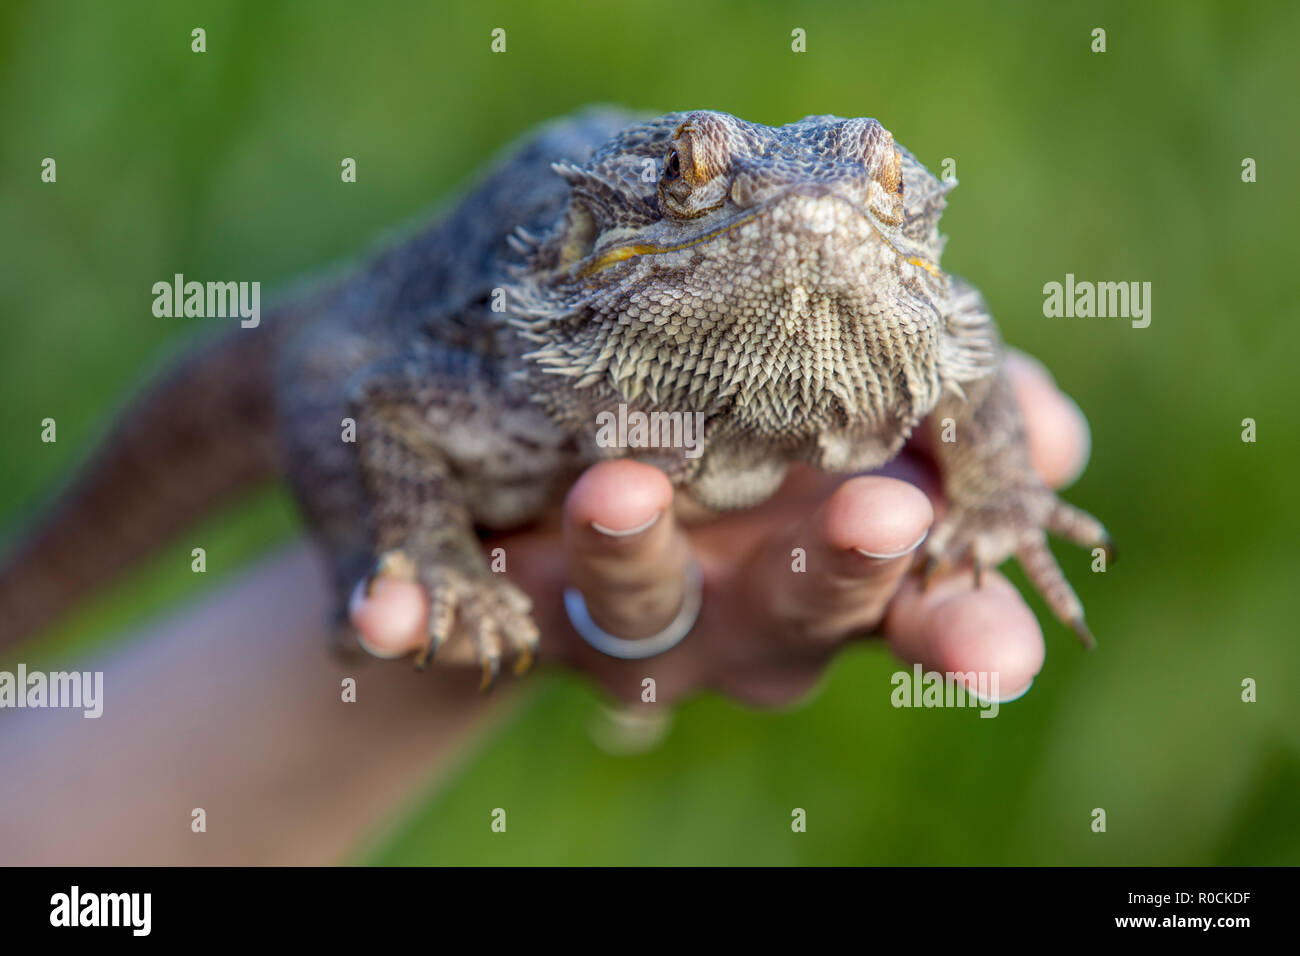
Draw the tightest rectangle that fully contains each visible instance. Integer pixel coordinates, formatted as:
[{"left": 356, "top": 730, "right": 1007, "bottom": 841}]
[
  {"left": 0, "top": 107, "right": 1111, "bottom": 684},
  {"left": 509, "top": 110, "right": 994, "bottom": 504}
]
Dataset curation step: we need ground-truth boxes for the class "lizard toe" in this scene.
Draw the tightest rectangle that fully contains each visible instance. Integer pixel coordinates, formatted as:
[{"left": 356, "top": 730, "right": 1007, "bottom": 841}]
[
  {"left": 403, "top": 564, "right": 539, "bottom": 681},
  {"left": 927, "top": 483, "right": 1103, "bottom": 647}
]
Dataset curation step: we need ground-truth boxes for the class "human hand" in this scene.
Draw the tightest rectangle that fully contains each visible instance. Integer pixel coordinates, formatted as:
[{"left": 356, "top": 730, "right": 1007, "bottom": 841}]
[{"left": 351, "top": 350, "right": 1091, "bottom": 707}]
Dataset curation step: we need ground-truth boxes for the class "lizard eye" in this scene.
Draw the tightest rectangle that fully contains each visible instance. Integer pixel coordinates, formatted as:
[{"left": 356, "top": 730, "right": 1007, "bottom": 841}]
[
  {"left": 658, "top": 129, "right": 727, "bottom": 220},
  {"left": 663, "top": 148, "right": 681, "bottom": 182}
]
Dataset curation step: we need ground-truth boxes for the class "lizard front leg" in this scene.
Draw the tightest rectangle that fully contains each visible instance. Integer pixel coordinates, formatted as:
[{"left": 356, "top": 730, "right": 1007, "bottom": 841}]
[
  {"left": 927, "top": 363, "right": 1112, "bottom": 647},
  {"left": 348, "top": 354, "right": 540, "bottom": 688}
]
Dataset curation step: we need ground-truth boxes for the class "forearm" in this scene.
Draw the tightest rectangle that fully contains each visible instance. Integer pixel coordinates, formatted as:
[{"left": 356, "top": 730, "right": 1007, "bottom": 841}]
[
  {"left": 0, "top": 542, "right": 519, "bottom": 865},
  {"left": 930, "top": 364, "right": 1036, "bottom": 505}
]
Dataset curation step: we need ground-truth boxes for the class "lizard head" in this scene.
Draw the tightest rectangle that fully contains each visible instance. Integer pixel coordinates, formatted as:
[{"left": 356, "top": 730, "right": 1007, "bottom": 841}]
[{"left": 509, "top": 110, "right": 956, "bottom": 428}]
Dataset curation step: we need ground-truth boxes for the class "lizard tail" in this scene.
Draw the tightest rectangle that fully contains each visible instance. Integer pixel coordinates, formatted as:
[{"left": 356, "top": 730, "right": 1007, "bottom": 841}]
[{"left": 0, "top": 322, "right": 282, "bottom": 652}]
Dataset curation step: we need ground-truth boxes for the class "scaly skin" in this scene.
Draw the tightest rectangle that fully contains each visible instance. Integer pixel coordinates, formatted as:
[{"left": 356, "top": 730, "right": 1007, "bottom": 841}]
[
  {"left": 0, "top": 107, "right": 1110, "bottom": 684},
  {"left": 280, "top": 107, "right": 1110, "bottom": 685}
]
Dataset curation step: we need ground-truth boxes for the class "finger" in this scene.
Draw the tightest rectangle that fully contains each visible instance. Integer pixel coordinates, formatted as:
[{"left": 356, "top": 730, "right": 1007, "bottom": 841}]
[
  {"left": 754, "top": 476, "right": 933, "bottom": 643},
  {"left": 563, "top": 460, "right": 690, "bottom": 641},
  {"left": 350, "top": 574, "right": 428, "bottom": 658},
  {"left": 348, "top": 461, "right": 684, "bottom": 661},
  {"left": 1003, "top": 349, "right": 1091, "bottom": 489},
  {"left": 882, "top": 568, "right": 1044, "bottom": 701}
]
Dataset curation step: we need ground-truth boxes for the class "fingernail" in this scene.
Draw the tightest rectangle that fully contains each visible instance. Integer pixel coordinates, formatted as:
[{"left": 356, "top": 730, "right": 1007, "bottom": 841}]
[
  {"left": 969, "top": 677, "right": 1034, "bottom": 705},
  {"left": 591, "top": 511, "right": 661, "bottom": 538},
  {"left": 855, "top": 528, "right": 929, "bottom": 561},
  {"left": 356, "top": 633, "right": 407, "bottom": 660}
]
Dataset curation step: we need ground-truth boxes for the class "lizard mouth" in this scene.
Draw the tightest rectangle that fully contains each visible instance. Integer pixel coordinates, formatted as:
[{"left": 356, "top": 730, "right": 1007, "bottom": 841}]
[
  {"left": 576, "top": 189, "right": 941, "bottom": 280},
  {"left": 576, "top": 209, "right": 766, "bottom": 278}
]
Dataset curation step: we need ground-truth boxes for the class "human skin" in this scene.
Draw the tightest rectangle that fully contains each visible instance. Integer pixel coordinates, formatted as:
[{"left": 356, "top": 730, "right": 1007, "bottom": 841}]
[
  {"left": 0, "top": 541, "right": 517, "bottom": 865},
  {"left": 0, "top": 351, "right": 1089, "bottom": 864},
  {"left": 353, "top": 350, "right": 1092, "bottom": 706}
]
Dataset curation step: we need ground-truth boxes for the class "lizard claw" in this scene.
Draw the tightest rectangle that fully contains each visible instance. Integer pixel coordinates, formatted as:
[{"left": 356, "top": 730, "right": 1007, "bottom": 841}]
[
  {"left": 1100, "top": 533, "right": 1118, "bottom": 565},
  {"left": 512, "top": 641, "right": 536, "bottom": 677},
  {"left": 926, "top": 484, "right": 1108, "bottom": 648},
  {"left": 412, "top": 633, "right": 443, "bottom": 670},
  {"left": 364, "top": 549, "right": 417, "bottom": 597},
  {"left": 367, "top": 552, "right": 538, "bottom": 678},
  {"left": 919, "top": 554, "right": 943, "bottom": 591},
  {"left": 1071, "top": 614, "right": 1097, "bottom": 651},
  {"left": 478, "top": 655, "right": 501, "bottom": 693}
]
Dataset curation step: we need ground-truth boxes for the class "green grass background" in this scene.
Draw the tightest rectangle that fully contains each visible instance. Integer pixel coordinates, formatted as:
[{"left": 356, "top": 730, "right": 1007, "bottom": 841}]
[{"left": 1, "top": 0, "right": 1297, "bottom": 864}]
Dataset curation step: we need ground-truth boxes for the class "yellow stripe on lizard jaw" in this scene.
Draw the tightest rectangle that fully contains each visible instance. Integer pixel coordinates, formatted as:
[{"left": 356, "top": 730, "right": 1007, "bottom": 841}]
[
  {"left": 906, "top": 255, "right": 943, "bottom": 279},
  {"left": 579, "top": 243, "right": 661, "bottom": 276},
  {"left": 577, "top": 213, "right": 764, "bottom": 278},
  {"left": 578, "top": 206, "right": 942, "bottom": 280}
]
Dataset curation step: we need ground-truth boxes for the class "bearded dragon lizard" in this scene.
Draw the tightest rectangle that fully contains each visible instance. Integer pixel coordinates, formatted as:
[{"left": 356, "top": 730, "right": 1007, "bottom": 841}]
[{"left": 0, "top": 108, "right": 1111, "bottom": 684}]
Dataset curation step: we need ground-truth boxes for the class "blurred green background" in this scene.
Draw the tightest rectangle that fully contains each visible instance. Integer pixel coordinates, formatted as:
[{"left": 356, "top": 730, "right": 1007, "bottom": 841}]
[{"left": 2, "top": 0, "right": 1297, "bottom": 864}]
